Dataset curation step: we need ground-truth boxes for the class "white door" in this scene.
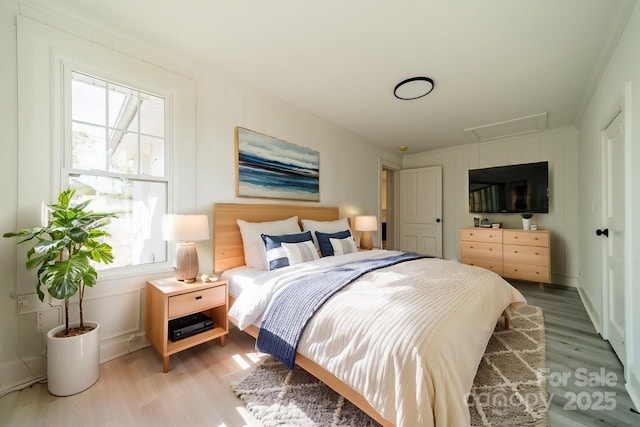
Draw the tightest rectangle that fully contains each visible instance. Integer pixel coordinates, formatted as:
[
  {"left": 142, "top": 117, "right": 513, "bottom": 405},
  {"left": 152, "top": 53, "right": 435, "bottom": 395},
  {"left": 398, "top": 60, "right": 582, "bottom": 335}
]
[
  {"left": 601, "top": 111, "right": 625, "bottom": 364},
  {"left": 399, "top": 166, "right": 442, "bottom": 257}
]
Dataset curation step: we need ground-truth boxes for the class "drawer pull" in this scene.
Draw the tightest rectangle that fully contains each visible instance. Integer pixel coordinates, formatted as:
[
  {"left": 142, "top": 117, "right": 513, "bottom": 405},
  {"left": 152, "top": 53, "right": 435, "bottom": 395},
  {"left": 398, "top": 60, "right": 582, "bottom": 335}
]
[
  {"left": 535, "top": 237, "right": 539, "bottom": 240},
  {"left": 514, "top": 236, "right": 518, "bottom": 239},
  {"left": 489, "top": 248, "right": 492, "bottom": 251},
  {"left": 514, "top": 250, "right": 518, "bottom": 254},
  {"left": 514, "top": 269, "right": 518, "bottom": 272},
  {"left": 470, "top": 246, "right": 474, "bottom": 249},
  {"left": 195, "top": 296, "right": 203, "bottom": 300},
  {"left": 535, "top": 252, "right": 539, "bottom": 255},
  {"left": 536, "top": 272, "right": 540, "bottom": 275},
  {"left": 489, "top": 234, "right": 493, "bottom": 238}
]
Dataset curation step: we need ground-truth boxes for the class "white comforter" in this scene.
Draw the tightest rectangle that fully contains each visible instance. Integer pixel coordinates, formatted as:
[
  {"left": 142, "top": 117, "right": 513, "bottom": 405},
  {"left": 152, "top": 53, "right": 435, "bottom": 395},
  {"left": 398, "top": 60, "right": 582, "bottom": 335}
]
[{"left": 229, "top": 250, "right": 527, "bottom": 426}]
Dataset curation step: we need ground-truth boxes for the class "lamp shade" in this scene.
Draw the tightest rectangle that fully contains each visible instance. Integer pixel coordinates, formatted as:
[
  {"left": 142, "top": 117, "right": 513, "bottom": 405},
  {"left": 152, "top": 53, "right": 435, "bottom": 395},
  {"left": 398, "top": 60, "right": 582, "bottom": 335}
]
[
  {"left": 354, "top": 215, "right": 378, "bottom": 232},
  {"left": 162, "top": 214, "right": 210, "bottom": 242}
]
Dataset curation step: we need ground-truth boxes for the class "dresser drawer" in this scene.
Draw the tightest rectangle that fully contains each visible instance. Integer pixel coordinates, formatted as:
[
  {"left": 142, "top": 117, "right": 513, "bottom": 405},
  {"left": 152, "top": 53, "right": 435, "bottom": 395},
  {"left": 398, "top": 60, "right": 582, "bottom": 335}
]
[
  {"left": 460, "top": 241, "right": 502, "bottom": 263},
  {"left": 168, "top": 284, "right": 227, "bottom": 319},
  {"left": 503, "top": 230, "right": 549, "bottom": 247},
  {"left": 460, "top": 228, "right": 503, "bottom": 243},
  {"left": 462, "top": 258, "right": 503, "bottom": 276},
  {"left": 503, "top": 245, "right": 549, "bottom": 267},
  {"left": 503, "top": 263, "right": 550, "bottom": 283}
]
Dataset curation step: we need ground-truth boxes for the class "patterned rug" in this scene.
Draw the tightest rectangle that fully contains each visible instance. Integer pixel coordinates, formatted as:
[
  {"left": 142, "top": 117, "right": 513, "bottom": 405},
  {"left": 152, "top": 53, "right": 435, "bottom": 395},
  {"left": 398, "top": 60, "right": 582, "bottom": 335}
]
[{"left": 232, "top": 304, "right": 548, "bottom": 426}]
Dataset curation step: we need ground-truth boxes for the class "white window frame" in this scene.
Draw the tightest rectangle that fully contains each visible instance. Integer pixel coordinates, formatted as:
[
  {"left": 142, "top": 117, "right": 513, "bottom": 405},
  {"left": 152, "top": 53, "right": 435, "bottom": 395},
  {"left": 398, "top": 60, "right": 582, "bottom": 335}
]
[
  {"left": 60, "top": 63, "right": 174, "bottom": 279},
  {"left": 16, "top": 17, "right": 197, "bottom": 291}
]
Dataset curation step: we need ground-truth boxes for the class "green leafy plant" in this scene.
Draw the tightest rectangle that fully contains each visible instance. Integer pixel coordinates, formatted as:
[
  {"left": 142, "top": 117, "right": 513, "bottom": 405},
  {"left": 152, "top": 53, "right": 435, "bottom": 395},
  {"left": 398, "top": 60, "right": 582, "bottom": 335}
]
[
  {"left": 521, "top": 211, "right": 533, "bottom": 219},
  {"left": 3, "top": 190, "right": 116, "bottom": 336}
]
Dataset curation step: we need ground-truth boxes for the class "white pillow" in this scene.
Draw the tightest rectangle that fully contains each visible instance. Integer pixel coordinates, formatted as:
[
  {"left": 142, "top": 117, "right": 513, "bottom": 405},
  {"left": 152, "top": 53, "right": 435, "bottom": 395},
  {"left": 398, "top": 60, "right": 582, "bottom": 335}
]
[
  {"left": 329, "top": 236, "right": 358, "bottom": 256},
  {"left": 302, "top": 218, "right": 352, "bottom": 249},
  {"left": 237, "top": 216, "right": 300, "bottom": 270},
  {"left": 281, "top": 241, "right": 320, "bottom": 265}
]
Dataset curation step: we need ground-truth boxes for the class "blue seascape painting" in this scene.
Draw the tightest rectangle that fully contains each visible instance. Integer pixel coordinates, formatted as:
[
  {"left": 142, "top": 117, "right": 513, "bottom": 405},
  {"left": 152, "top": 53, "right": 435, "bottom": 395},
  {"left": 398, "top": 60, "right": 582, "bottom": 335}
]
[{"left": 236, "top": 127, "right": 320, "bottom": 201}]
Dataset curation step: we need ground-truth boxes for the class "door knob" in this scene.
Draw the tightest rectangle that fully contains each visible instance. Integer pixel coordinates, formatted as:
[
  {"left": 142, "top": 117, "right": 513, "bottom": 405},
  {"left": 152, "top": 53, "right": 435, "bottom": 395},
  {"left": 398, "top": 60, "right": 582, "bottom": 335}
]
[
  {"left": 596, "top": 228, "right": 609, "bottom": 237},
  {"left": 436, "top": 218, "right": 441, "bottom": 223}
]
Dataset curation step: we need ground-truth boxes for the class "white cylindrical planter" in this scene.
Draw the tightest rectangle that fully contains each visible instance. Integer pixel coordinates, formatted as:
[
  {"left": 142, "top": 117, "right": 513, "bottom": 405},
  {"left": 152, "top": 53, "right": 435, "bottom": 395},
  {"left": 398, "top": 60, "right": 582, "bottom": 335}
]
[
  {"left": 522, "top": 218, "right": 531, "bottom": 230},
  {"left": 47, "top": 321, "right": 100, "bottom": 396}
]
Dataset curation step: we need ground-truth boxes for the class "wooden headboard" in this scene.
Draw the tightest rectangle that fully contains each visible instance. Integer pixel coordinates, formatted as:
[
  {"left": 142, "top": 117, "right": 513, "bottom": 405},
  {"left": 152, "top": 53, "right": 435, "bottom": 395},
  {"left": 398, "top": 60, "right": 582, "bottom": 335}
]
[{"left": 213, "top": 203, "right": 339, "bottom": 272}]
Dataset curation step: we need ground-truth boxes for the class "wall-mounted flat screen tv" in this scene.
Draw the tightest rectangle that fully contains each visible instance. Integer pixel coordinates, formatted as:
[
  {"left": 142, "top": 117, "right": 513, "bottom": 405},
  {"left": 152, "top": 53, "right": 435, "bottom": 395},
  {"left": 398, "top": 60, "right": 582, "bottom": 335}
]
[{"left": 469, "top": 161, "right": 549, "bottom": 213}]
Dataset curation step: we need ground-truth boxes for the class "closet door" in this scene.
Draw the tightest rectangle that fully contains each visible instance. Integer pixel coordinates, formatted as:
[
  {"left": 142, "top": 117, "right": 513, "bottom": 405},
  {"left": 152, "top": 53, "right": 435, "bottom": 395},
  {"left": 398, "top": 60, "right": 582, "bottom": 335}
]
[{"left": 601, "top": 111, "right": 626, "bottom": 365}]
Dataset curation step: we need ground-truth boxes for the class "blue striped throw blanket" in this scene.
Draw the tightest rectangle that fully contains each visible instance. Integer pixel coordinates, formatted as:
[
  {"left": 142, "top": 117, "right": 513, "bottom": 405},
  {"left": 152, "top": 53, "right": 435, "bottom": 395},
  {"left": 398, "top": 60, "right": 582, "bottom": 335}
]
[{"left": 256, "top": 252, "right": 425, "bottom": 368}]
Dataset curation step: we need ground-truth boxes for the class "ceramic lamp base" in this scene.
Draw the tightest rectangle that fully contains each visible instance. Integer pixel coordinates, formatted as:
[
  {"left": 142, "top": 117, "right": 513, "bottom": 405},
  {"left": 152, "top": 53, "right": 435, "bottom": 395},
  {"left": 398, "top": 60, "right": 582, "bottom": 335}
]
[
  {"left": 359, "top": 231, "right": 373, "bottom": 250},
  {"left": 175, "top": 242, "right": 199, "bottom": 282}
]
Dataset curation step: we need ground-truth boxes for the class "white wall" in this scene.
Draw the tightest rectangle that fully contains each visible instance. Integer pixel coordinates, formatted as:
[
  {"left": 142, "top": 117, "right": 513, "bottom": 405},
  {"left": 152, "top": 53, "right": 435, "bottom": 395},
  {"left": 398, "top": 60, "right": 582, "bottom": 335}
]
[
  {"left": 0, "top": 0, "right": 22, "bottom": 389},
  {"left": 0, "top": 3, "right": 400, "bottom": 393},
  {"left": 578, "top": 1, "right": 640, "bottom": 410},
  {"left": 402, "top": 127, "right": 579, "bottom": 287}
]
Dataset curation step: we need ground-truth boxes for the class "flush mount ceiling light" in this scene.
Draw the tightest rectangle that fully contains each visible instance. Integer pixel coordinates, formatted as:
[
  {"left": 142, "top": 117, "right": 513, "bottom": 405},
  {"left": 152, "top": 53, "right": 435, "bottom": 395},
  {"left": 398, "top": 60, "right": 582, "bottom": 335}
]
[{"left": 394, "top": 76, "right": 435, "bottom": 100}]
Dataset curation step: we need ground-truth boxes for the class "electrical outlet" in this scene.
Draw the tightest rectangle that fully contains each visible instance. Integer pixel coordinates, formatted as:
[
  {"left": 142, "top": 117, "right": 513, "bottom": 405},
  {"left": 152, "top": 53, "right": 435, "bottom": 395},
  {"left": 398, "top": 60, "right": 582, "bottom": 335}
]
[
  {"left": 36, "top": 311, "right": 44, "bottom": 333},
  {"left": 17, "top": 295, "right": 28, "bottom": 308}
]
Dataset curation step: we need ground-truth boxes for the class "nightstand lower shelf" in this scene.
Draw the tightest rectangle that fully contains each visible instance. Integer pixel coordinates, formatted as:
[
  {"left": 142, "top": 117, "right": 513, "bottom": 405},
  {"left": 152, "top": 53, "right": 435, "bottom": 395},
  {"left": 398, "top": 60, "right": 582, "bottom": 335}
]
[
  {"left": 146, "top": 278, "right": 229, "bottom": 373},
  {"left": 166, "top": 326, "right": 227, "bottom": 355}
]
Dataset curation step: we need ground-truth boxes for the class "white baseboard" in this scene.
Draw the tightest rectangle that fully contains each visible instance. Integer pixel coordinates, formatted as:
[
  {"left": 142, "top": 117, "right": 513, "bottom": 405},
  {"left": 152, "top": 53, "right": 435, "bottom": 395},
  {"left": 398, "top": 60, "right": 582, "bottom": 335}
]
[
  {"left": 0, "top": 358, "right": 41, "bottom": 394},
  {"left": 0, "top": 333, "right": 149, "bottom": 395},
  {"left": 100, "top": 332, "right": 150, "bottom": 364},
  {"left": 551, "top": 273, "right": 578, "bottom": 287},
  {"left": 627, "top": 368, "right": 640, "bottom": 413},
  {"left": 577, "top": 279, "right": 602, "bottom": 334}
]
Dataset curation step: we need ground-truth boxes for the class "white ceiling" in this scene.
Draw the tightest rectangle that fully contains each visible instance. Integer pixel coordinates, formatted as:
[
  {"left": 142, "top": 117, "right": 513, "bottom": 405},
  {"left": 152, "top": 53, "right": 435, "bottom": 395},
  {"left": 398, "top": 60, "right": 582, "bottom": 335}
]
[{"left": 23, "top": 0, "right": 635, "bottom": 153}]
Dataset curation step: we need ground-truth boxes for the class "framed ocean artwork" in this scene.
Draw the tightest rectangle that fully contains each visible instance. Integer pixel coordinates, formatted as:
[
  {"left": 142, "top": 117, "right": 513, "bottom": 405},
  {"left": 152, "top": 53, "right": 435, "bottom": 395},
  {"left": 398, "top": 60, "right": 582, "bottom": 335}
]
[{"left": 235, "top": 127, "right": 320, "bottom": 201}]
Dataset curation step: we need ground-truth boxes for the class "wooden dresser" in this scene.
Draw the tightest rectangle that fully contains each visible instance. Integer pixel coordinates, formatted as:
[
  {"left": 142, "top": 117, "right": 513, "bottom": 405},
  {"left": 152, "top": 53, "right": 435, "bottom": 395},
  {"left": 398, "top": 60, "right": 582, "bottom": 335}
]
[
  {"left": 460, "top": 228, "right": 504, "bottom": 276},
  {"left": 460, "top": 228, "right": 551, "bottom": 284}
]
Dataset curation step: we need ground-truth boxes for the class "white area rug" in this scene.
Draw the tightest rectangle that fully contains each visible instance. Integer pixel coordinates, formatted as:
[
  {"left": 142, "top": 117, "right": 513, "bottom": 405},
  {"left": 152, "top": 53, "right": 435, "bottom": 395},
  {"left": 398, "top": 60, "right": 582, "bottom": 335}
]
[{"left": 232, "top": 304, "right": 547, "bottom": 426}]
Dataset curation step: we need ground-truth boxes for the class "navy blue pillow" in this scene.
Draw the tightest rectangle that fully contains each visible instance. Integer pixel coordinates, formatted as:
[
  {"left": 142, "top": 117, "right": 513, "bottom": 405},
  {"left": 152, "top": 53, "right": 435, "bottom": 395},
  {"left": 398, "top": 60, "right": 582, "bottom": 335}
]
[
  {"left": 261, "top": 231, "right": 313, "bottom": 270},
  {"left": 315, "top": 229, "right": 352, "bottom": 257}
]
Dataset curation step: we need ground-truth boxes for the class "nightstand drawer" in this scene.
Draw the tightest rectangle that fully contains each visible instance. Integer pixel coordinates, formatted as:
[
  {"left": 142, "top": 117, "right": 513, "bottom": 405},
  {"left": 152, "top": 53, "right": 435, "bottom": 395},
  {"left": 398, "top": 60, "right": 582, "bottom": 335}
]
[{"left": 168, "top": 285, "right": 226, "bottom": 319}]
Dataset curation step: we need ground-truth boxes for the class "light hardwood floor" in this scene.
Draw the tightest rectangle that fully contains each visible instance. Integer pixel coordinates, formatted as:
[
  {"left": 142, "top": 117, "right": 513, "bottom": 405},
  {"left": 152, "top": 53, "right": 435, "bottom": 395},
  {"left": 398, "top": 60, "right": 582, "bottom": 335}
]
[
  {"left": 511, "top": 280, "right": 639, "bottom": 427},
  {"left": 0, "top": 328, "right": 266, "bottom": 426},
  {"left": 1, "top": 281, "right": 639, "bottom": 426}
]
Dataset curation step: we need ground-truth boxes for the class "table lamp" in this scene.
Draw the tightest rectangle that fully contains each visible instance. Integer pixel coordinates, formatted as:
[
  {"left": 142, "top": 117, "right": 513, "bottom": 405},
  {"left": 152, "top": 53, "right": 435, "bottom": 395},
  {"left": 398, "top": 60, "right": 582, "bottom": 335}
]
[
  {"left": 354, "top": 215, "right": 378, "bottom": 250},
  {"left": 162, "top": 214, "right": 209, "bottom": 283}
]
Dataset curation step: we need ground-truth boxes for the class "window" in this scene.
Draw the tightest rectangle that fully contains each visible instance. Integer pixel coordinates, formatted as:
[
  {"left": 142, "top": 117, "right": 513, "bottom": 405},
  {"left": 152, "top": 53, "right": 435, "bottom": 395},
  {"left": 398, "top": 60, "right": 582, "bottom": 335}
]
[{"left": 64, "top": 71, "right": 168, "bottom": 270}]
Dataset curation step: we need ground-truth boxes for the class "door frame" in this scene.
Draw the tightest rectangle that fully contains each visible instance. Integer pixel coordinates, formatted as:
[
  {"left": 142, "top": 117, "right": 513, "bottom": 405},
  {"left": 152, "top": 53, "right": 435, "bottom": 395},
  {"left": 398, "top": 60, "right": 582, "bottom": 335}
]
[{"left": 378, "top": 158, "right": 400, "bottom": 250}]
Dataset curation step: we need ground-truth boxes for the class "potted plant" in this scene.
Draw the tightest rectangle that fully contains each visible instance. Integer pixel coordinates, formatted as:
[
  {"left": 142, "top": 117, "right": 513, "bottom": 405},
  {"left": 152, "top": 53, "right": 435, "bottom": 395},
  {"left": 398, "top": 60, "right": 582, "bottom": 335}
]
[
  {"left": 3, "top": 189, "right": 116, "bottom": 396},
  {"left": 521, "top": 211, "right": 533, "bottom": 230}
]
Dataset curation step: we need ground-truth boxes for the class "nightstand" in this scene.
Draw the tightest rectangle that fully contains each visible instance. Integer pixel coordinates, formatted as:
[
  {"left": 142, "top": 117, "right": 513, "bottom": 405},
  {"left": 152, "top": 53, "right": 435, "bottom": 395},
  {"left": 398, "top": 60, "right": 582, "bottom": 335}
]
[{"left": 145, "top": 277, "right": 229, "bottom": 372}]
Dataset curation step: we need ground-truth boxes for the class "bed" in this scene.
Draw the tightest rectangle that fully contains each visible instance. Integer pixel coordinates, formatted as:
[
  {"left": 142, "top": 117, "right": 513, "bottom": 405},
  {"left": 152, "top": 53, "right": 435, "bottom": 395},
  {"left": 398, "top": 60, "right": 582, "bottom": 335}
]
[{"left": 213, "top": 203, "right": 526, "bottom": 426}]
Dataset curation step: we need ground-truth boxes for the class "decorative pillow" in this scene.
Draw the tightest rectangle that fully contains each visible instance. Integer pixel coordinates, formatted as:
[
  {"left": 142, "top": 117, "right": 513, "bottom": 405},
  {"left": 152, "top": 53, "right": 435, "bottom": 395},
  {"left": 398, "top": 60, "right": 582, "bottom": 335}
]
[
  {"left": 237, "top": 216, "right": 300, "bottom": 270},
  {"left": 315, "top": 229, "right": 352, "bottom": 257},
  {"left": 281, "top": 240, "right": 319, "bottom": 265},
  {"left": 302, "top": 218, "right": 352, "bottom": 249},
  {"left": 261, "top": 231, "right": 313, "bottom": 270},
  {"left": 329, "top": 236, "right": 358, "bottom": 256}
]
